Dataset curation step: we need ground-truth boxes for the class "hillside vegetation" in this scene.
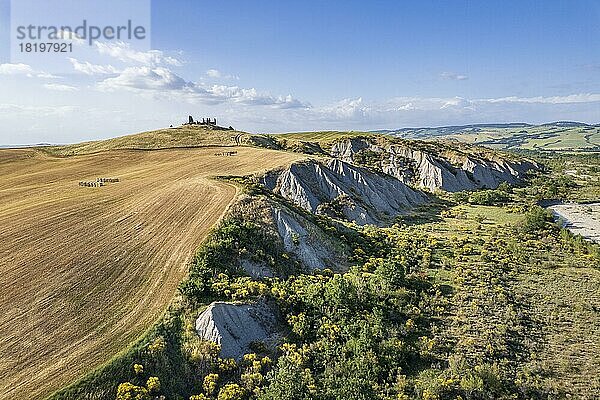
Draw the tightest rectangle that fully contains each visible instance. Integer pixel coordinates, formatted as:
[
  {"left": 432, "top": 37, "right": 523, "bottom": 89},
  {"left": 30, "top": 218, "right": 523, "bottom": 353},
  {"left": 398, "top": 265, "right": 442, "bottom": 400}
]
[{"left": 38, "top": 130, "right": 600, "bottom": 400}]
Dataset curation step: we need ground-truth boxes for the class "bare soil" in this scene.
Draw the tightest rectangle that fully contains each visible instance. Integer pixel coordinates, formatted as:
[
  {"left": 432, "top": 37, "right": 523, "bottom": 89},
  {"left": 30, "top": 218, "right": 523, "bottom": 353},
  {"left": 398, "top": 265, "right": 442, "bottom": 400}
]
[{"left": 0, "top": 146, "right": 303, "bottom": 399}]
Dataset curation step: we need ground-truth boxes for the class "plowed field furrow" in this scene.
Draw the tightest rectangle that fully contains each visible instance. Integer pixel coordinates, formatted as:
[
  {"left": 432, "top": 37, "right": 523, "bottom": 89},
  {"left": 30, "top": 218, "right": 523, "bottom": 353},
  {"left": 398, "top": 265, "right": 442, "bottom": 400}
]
[{"left": 0, "top": 146, "right": 303, "bottom": 399}]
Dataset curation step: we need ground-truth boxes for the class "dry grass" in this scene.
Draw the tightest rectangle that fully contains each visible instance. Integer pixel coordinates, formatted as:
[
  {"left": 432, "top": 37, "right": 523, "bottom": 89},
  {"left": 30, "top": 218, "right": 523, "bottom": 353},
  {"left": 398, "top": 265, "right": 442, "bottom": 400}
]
[
  {"left": 273, "top": 130, "right": 374, "bottom": 142},
  {"left": 44, "top": 126, "right": 252, "bottom": 156},
  {"left": 417, "top": 201, "right": 600, "bottom": 398},
  {"left": 0, "top": 146, "right": 304, "bottom": 400},
  {"left": 517, "top": 267, "right": 600, "bottom": 397}
]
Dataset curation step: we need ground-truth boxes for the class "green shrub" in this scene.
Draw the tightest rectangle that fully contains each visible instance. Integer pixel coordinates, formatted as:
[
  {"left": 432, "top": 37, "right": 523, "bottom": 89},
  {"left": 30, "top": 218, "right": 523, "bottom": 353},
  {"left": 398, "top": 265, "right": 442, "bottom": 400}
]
[
  {"left": 520, "top": 206, "right": 554, "bottom": 234},
  {"left": 116, "top": 382, "right": 149, "bottom": 400},
  {"left": 452, "top": 191, "right": 470, "bottom": 204},
  {"left": 468, "top": 189, "right": 510, "bottom": 206},
  {"left": 217, "top": 383, "right": 245, "bottom": 400}
]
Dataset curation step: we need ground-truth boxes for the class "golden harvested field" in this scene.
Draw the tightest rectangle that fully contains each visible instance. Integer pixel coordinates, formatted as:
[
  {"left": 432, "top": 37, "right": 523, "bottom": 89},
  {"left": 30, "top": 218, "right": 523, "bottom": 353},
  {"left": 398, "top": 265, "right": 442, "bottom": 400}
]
[{"left": 0, "top": 146, "right": 304, "bottom": 400}]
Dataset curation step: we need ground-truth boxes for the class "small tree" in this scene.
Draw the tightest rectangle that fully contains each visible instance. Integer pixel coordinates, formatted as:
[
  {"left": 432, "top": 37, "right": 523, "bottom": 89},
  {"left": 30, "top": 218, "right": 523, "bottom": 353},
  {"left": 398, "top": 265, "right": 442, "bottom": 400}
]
[
  {"left": 133, "top": 364, "right": 144, "bottom": 375},
  {"left": 468, "top": 189, "right": 509, "bottom": 206},
  {"left": 520, "top": 206, "right": 553, "bottom": 234},
  {"left": 203, "top": 373, "right": 219, "bottom": 396},
  {"left": 116, "top": 382, "right": 149, "bottom": 400},
  {"left": 190, "top": 395, "right": 210, "bottom": 400},
  {"left": 452, "top": 191, "right": 470, "bottom": 204},
  {"left": 217, "top": 383, "right": 245, "bottom": 400},
  {"left": 146, "top": 377, "right": 161, "bottom": 394},
  {"left": 148, "top": 336, "right": 166, "bottom": 357}
]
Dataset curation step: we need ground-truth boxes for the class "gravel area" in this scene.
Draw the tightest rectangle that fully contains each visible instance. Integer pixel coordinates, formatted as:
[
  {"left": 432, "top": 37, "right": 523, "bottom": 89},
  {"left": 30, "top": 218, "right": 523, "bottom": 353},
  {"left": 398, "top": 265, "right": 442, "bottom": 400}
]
[{"left": 549, "top": 203, "right": 600, "bottom": 243}]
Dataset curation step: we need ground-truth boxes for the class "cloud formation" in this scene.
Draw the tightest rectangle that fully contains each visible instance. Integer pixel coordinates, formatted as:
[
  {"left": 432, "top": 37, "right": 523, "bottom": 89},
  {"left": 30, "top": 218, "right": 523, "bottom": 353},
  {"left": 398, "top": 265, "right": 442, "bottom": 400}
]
[
  {"left": 243, "top": 93, "right": 600, "bottom": 132},
  {"left": 0, "top": 63, "right": 56, "bottom": 78},
  {"left": 0, "top": 103, "right": 78, "bottom": 117},
  {"left": 98, "top": 66, "right": 189, "bottom": 92},
  {"left": 43, "top": 83, "right": 79, "bottom": 92},
  {"left": 206, "top": 69, "right": 222, "bottom": 78},
  {"left": 205, "top": 85, "right": 307, "bottom": 108},
  {"left": 95, "top": 41, "right": 183, "bottom": 67},
  {"left": 206, "top": 69, "right": 239, "bottom": 80},
  {"left": 64, "top": 41, "right": 304, "bottom": 108},
  {"left": 68, "top": 58, "right": 120, "bottom": 75},
  {"left": 481, "top": 93, "right": 600, "bottom": 104},
  {"left": 5, "top": 39, "right": 598, "bottom": 140},
  {"left": 0, "top": 63, "right": 34, "bottom": 75},
  {"left": 95, "top": 63, "right": 307, "bottom": 108},
  {"left": 440, "top": 72, "right": 468, "bottom": 81}
]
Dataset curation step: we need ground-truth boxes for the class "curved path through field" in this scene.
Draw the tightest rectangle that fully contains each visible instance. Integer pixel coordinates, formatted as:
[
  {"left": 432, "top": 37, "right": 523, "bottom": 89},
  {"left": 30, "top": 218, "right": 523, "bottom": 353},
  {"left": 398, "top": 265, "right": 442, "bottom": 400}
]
[{"left": 0, "top": 146, "right": 303, "bottom": 399}]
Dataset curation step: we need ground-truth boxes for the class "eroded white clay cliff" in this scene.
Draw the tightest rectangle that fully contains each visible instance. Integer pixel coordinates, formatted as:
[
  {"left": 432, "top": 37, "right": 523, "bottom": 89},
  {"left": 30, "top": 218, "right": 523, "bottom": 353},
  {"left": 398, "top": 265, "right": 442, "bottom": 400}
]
[
  {"left": 262, "top": 158, "right": 429, "bottom": 226},
  {"left": 330, "top": 137, "right": 539, "bottom": 192},
  {"left": 229, "top": 195, "right": 348, "bottom": 277},
  {"left": 195, "top": 301, "right": 278, "bottom": 360}
]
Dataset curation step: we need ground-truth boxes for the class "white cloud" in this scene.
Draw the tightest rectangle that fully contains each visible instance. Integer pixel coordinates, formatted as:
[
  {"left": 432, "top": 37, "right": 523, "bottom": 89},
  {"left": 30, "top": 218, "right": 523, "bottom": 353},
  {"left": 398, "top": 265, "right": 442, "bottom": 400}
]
[
  {"left": 273, "top": 94, "right": 307, "bottom": 109},
  {"left": 55, "top": 29, "right": 86, "bottom": 45},
  {"left": 98, "top": 66, "right": 190, "bottom": 92},
  {"left": 440, "top": 72, "right": 469, "bottom": 81},
  {"left": 95, "top": 41, "right": 182, "bottom": 67},
  {"left": 396, "top": 102, "right": 416, "bottom": 111},
  {"left": 0, "top": 63, "right": 35, "bottom": 75},
  {"left": 481, "top": 93, "right": 600, "bottom": 104},
  {"left": 0, "top": 103, "right": 78, "bottom": 117},
  {"left": 205, "top": 69, "right": 239, "bottom": 80},
  {"left": 206, "top": 69, "right": 222, "bottom": 78},
  {"left": 5, "top": 39, "right": 598, "bottom": 139},
  {"left": 316, "top": 97, "right": 370, "bottom": 120},
  {"left": 43, "top": 83, "right": 79, "bottom": 92},
  {"left": 267, "top": 92, "right": 600, "bottom": 131},
  {"left": 67, "top": 41, "right": 180, "bottom": 77},
  {"left": 440, "top": 96, "right": 475, "bottom": 110},
  {"left": 372, "top": 93, "right": 600, "bottom": 114},
  {"left": 69, "top": 58, "right": 120, "bottom": 75},
  {"left": 383, "top": 97, "right": 463, "bottom": 112},
  {"left": 37, "top": 72, "right": 60, "bottom": 79},
  {"left": 0, "top": 63, "right": 58, "bottom": 78},
  {"left": 96, "top": 66, "right": 307, "bottom": 108},
  {"left": 203, "top": 85, "right": 307, "bottom": 107}
]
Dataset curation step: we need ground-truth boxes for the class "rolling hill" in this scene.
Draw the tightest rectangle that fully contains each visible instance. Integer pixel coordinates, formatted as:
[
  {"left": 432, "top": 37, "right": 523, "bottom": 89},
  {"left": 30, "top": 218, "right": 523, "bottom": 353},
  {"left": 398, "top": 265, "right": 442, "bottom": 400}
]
[
  {"left": 3, "top": 125, "right": 599, "bottom": 400},
  {"left": 0, "top": 132, "right": 305, "bottom": 399},
  {"left": 43, "top": 128, "right": 600, "bottom": 400},
  {"left": 42, "top": 125, "right": 253, "bottom": 156},
  {"left": 375, "top": 122, "right": 600, "bottom": 152}
]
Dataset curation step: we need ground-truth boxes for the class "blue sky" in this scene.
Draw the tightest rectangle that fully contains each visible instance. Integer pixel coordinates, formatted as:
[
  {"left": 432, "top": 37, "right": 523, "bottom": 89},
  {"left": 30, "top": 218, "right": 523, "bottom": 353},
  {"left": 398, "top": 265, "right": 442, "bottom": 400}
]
[{"left": 0, "top": 0, "right": 599, "bottom": 144}]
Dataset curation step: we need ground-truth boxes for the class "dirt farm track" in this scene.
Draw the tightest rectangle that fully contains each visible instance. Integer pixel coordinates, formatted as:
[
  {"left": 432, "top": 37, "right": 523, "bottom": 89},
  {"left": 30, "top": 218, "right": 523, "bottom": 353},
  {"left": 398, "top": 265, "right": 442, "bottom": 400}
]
[{"left": 0, "top": 146, "right": 303, "bottom": 399}]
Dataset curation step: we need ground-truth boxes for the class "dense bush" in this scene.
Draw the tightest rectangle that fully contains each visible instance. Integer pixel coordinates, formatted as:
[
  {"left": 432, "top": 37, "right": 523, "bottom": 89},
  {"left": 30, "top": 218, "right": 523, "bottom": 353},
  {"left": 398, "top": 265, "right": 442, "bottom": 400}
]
[
  {"left": 453, "top": 186, "right": 511, "bottom": 206},
  {"left": 179, "top": 217, "right": 296, "bottom": 302},
  {"left": 467, "top": 189, "right": 510, "bottom": 206},
  {"left": 519, "top": 206, "right": 555, "bottom": 234},
  {"left": 525, "top": 174, "right": 576, "bottom": 201}
]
